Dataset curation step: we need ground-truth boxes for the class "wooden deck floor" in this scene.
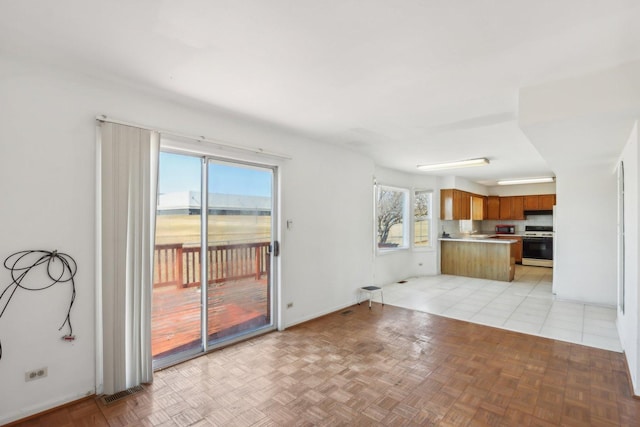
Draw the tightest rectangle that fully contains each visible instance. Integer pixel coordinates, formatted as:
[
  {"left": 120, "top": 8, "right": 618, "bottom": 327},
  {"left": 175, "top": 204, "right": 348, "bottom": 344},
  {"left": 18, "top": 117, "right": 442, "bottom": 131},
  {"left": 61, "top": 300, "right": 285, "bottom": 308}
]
[{"left": 152, "top": 277, "right": 269, "bottom": 358}]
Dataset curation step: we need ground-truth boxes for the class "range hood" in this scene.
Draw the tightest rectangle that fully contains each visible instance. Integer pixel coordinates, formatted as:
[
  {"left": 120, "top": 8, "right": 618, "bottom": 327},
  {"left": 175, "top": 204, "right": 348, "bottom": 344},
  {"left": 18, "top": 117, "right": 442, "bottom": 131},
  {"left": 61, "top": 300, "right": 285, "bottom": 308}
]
[{"left": 524, "top": 210, "right": 553, "bottom": 216}]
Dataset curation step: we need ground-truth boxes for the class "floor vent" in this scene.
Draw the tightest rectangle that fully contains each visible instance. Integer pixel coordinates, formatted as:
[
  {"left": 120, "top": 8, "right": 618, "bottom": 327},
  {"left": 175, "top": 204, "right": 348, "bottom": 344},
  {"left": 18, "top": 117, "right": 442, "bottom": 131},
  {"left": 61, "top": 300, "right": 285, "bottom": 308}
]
[
  {"left": 100, "top": 385, "right": 144, "bottom": 405},
  {"left": 341, "top": 309, "right": 353, "bottom": 315}
]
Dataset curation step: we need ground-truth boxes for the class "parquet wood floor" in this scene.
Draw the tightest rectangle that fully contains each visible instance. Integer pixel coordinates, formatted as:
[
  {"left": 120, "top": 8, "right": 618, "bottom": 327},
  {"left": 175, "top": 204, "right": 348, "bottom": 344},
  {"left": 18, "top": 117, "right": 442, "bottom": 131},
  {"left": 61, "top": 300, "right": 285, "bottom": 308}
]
[{"left": 10, "top": 303, "right": 640, "bottom": 426}]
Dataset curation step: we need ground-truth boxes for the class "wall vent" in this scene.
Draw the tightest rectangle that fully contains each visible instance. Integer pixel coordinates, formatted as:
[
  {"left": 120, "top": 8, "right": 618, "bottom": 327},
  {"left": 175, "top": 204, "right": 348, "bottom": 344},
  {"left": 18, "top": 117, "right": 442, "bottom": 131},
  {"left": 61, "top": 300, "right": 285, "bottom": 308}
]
[{"left": 100, "top": 385, "right": 144, "bottom": 405}]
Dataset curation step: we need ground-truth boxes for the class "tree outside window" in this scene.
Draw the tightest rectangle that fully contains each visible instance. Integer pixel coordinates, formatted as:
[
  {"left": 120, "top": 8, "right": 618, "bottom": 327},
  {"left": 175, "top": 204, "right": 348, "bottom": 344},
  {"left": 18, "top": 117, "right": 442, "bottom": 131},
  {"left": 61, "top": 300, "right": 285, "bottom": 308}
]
[{"left": 376, "top": 186, "right": 409, "bottom": 249}]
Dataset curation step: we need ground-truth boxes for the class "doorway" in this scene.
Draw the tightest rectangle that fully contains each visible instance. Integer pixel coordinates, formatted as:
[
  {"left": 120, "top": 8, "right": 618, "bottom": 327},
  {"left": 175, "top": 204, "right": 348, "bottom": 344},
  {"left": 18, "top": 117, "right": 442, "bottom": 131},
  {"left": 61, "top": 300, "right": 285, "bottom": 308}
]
[{"left": 151, "top": 152, "right": 277, "bottom": 368}]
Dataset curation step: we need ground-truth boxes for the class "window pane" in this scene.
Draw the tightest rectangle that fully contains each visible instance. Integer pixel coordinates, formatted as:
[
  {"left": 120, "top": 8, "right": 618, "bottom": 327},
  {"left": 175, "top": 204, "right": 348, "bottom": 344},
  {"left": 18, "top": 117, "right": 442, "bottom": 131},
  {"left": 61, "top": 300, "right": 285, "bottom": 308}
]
[
  {"left": 377, "top": 187, "right": 407, "bottom": 249},
  {"left": 414, "top": 191, "right": 431, "bottom": 247}
]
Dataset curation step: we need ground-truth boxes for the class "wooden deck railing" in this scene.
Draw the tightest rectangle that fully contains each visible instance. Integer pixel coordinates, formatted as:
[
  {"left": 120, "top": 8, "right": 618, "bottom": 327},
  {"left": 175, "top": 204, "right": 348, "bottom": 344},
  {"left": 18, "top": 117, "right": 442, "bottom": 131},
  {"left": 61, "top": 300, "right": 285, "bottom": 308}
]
[{"left": 154, "top": 242, "right": 270, "bottom": 288}]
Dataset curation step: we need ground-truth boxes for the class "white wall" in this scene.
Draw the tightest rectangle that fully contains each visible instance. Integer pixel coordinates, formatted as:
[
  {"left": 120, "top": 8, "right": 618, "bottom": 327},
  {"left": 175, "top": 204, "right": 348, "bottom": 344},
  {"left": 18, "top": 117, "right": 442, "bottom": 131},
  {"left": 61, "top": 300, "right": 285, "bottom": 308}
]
[
  {"left": 617, "top": 121, "right": 639, "bottom": 394},
  {"left": 441, "top": 176, "right": 489, "bottom": 196},
  {"left": 0, "top": 54, "right": 375, "bottom": 423},
  {"left": 373, "top": 166, "right": 439, "bottom": 285},
  {"left": 487, "top": 182, "right": 556, "bottom": 196},
  {"left": 518, "top": 63, "right": 640, "bottom": 307},
  {"left": 552, "top": 168, "right": 618, "bottom": 305}
]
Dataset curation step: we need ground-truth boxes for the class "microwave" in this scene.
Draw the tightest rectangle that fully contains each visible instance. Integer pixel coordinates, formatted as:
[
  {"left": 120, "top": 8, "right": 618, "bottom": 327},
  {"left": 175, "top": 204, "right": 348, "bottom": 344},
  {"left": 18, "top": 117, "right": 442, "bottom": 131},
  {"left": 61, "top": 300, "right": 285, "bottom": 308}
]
[{"left": 495, "top": 224, "right": 515, "bottom": 234}]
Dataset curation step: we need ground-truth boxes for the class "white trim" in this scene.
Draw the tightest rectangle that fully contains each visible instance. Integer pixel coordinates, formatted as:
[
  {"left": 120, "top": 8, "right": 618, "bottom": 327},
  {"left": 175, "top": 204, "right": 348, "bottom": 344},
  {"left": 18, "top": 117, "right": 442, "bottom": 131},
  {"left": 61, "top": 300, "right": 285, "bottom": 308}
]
[
  {"left": 375, "top": 184, "right": 411, "bottom": 253},
  {"left": 412, "top": 189, "right": 434, "bottom": 251}
]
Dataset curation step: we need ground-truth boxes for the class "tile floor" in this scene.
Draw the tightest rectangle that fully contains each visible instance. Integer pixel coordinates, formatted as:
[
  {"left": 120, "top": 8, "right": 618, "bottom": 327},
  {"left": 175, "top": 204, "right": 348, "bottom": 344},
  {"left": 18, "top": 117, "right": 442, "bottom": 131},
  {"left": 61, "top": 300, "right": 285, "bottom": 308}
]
[{"left": 382, "top": 265, "right": 623, "bottom": 352}]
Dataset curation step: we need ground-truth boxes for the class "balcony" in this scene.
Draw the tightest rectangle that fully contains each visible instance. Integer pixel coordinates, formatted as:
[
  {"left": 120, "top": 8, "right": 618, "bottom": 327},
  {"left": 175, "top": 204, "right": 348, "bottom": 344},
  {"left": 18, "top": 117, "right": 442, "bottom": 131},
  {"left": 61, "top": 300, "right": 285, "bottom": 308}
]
[{"left": 152, "top": 242, "right": 270, "bottom": 359}]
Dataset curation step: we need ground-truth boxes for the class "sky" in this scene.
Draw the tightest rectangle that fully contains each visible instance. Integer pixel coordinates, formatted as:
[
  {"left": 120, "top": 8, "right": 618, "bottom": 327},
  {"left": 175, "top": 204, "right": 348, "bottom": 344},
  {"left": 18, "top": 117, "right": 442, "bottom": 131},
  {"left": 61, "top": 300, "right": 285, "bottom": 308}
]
[{"left": 158, "top": 152, "right": 272, "bottom": 197}]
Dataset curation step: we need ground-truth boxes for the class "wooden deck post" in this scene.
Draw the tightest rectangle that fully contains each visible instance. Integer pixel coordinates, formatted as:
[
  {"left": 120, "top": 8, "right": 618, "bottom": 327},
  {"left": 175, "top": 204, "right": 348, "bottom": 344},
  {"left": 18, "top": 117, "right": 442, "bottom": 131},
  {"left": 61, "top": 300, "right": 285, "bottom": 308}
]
[
  {"left": 176, "top": 244, "right": 184, "bottom": 288},
  {"left": 254, "top": 246, "right": 261, "bottom": 280}
]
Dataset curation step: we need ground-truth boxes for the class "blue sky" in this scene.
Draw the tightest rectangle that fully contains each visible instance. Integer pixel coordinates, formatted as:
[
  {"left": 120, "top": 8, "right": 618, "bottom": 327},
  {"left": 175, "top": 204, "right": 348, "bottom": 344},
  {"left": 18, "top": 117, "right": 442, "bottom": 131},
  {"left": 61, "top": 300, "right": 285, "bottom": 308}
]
[{"left": 158, "top": 152, "right": 272, "bottom": 197}]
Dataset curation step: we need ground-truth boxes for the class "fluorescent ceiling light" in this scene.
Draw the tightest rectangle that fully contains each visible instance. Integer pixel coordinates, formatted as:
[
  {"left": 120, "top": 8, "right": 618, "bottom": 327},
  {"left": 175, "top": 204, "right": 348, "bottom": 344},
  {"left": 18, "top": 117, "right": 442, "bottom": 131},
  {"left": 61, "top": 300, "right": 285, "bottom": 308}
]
[
  {"left": 417, "top": 158, "right": 489, "bottom": 171},
  {"left": 497, "top": 177, "right": 555, "bottom": 186}
]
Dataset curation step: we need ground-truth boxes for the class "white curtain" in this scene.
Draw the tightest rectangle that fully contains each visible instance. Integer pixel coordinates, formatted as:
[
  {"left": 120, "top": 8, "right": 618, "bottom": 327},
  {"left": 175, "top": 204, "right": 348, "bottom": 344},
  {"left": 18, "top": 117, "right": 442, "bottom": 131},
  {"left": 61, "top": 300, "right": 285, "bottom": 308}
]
[{"left": 99, "top": 121, "right": 159, "bottom": 395}]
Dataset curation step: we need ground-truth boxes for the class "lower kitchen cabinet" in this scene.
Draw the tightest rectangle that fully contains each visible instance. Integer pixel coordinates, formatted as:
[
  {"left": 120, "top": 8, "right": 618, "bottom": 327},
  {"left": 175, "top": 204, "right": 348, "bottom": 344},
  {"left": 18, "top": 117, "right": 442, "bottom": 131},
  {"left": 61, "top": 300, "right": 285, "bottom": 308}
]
[
  {"left": 441, "top": 239, "right": 515, "bottom": 282},
  {"left": 495, "top": 235, "right": 522, "bottom": 263}
]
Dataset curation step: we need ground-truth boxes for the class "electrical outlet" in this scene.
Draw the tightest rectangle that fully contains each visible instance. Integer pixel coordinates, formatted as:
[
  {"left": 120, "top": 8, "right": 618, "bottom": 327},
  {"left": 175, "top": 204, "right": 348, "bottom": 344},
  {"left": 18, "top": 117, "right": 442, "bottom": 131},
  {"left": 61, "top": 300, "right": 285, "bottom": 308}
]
[
  {"left": 25, "top": 367, "right": 48, "bottom": 382},
  {"left": 286, "top": 302, "right": 293, "bottom": 308}
]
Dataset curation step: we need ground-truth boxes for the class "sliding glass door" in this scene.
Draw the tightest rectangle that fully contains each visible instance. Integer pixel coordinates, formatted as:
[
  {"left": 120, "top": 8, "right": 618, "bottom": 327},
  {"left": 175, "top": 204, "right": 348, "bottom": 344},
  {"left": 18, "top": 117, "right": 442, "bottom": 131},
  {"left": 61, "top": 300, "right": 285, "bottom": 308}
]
[
  {"left": 205, "top": 160, "right": 273, "bottom": 343},
  {"left": 152, "top": 152, "right": 276, "bottom": 368}
]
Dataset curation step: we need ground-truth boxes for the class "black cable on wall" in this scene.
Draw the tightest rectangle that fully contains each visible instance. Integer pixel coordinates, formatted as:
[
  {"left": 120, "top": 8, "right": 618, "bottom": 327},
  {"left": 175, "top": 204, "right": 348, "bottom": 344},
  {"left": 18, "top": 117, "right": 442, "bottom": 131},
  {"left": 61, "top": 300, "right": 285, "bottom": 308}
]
[{"left": 0, "top": 250, "right": 77, "bottom": 360}]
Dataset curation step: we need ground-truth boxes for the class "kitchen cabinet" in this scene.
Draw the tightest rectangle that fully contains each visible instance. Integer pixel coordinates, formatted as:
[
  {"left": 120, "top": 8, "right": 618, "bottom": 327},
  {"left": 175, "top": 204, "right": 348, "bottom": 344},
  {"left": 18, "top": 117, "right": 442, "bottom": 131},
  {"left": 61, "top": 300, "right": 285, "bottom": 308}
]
[
  {"left": 441, "top": 239, "right": 515, "bottom": 282},
  {"left": 471, "top": 195, "right": 485, "bottom": 220},
  {"left": 511, "top": 196, "right": 525, "bottom": 220},
  {"left": 539, "top": 194, "right": 556, "bottom": 210},
  {"left": 495, "top": 235, "right": 522, "bottom": 263},
  {"left": 440, "top": 189, "right": 473, "bottom": 220},
  {"left": 440, "top": 189, "right": 487, "bottom": 220},
  {"left": 441, "top": 189, "right": 471, "bottom": 220},
  {"left": 524, "top": 194, "right": 556, "bottom": 211},
  {"left": 442, "top": 190, "right": 555, "bottom": 220},
  {"left": 458, "top": 191, "right": 471, "bottom": 220},
  {"left": 487, "top": 196, "right": 500, "bottom": 220},
  {"left": 499, "top": 196, "right": 525, "bottom": 220},
  {"left": 499, "top": 197, "right": 512, "bottom": 220},
  {"left": 441, "top": 189, "right": 455, "bottom": 220},
  {"left": 524, "top": 195, "right": 539, "bottom": 210}
]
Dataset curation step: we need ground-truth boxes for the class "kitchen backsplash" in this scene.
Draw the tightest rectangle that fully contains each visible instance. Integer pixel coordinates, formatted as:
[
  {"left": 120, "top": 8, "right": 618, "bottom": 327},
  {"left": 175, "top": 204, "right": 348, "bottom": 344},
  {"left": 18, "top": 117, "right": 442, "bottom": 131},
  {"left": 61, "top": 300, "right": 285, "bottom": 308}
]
[{"left": 441, "top": 215, "right": 553, "bottom": 236}]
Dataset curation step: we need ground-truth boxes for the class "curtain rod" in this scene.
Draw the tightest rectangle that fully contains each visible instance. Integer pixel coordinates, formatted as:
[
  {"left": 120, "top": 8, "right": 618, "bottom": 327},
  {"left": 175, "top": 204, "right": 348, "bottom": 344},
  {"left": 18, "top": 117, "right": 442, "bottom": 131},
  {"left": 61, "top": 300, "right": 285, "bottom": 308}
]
[{"left": 96, "top": 115, "right": 292, "bottom": 160}]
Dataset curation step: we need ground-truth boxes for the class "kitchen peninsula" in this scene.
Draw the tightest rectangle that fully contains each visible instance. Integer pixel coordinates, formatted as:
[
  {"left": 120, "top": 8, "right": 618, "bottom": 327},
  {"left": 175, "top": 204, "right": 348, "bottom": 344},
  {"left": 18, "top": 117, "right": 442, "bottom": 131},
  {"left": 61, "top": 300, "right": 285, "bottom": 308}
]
[{"left": 440, "top": 237, "right": 516, "bottom": 282}]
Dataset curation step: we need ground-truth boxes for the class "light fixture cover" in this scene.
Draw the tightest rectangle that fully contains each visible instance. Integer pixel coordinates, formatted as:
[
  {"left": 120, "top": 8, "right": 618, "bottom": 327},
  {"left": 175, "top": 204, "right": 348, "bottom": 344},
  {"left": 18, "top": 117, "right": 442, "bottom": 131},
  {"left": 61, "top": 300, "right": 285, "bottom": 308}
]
[
  {"left": 497, "top": 177, "right": 555, "bottom": 186},
  {"left": 417, "top": 158, "right": 489, "bottom": 171}
]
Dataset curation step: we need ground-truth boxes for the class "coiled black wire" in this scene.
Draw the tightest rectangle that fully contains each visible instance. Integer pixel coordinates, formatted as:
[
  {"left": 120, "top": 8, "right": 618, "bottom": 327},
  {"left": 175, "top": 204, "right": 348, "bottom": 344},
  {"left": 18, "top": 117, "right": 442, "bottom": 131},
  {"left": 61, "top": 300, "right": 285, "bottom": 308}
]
[{"left": 0, "top": 250, "right": 77, "bottom": 360}]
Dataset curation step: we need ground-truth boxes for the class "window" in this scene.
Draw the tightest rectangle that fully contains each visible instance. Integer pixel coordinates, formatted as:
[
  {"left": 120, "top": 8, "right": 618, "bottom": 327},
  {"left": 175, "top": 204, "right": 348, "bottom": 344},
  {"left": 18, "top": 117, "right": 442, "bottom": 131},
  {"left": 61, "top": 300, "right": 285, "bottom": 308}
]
[
  {"left": 376, "top": 185, "right": 409, "bottom": 250},
  {"left": 413, "top": 190, "right": 432, "bottom": 248}
]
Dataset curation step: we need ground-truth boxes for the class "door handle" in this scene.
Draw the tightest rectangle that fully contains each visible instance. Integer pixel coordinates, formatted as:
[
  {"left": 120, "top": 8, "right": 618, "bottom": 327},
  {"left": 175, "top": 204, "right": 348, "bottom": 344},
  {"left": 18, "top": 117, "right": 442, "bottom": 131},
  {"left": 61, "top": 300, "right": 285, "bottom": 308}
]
[{"left": 269, "top": 241, "right": 280, "bottom": 257}]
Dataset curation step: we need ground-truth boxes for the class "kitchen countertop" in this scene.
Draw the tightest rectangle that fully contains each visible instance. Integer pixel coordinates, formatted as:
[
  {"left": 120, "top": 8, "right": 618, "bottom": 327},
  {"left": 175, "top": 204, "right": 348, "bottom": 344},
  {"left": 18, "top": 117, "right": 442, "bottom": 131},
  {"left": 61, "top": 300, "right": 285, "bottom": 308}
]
[{"left": 438, "top": 236, "right": 517, "bottom": 244}]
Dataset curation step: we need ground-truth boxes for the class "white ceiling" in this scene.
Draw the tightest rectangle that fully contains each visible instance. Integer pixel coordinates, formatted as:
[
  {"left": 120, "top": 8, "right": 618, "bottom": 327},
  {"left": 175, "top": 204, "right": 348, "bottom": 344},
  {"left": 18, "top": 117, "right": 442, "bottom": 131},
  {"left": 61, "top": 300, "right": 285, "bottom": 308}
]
[{"left": 2, "top": 0, "right": 640, "bottom": 183}]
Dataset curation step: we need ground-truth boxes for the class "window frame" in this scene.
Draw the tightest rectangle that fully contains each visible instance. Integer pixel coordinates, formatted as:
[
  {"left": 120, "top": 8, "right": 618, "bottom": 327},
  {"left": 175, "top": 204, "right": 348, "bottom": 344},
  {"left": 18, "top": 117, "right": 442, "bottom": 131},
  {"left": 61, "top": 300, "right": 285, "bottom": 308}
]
[
  {"left": 375, "top": 184, "right": 410, "bottom": 253},
  {"left": 412, "top": 189, "right": 434, "bottom": 250}
]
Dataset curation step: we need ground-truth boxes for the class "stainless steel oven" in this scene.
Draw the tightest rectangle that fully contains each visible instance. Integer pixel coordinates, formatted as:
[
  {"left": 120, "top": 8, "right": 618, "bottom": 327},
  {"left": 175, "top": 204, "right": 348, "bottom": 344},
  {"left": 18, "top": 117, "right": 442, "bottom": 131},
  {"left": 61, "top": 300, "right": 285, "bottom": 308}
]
[{"left": 522, "top": 226, "right": 553, "bottom": 267}]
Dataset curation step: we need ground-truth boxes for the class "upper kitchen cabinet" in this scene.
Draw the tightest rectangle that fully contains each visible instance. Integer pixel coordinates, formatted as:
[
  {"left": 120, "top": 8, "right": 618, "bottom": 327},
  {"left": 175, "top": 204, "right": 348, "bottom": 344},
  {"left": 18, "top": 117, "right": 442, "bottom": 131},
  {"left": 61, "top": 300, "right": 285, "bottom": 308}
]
[
  {"left": 539, "top": 194, "right": 556, "bottom": 210},
  {"left": 440, "top": 189, "right": 457, "bottom": 220},
  {"left": 459, "top": 191, "right": 471, "bottom": 219},
  {"left": 499, "top": 196, "right": 525, "bottom": 220},
  {"left": 471, "top": 195, "right": 486, "bottom": 220},
  {"left": 524, "top": 194, "right": 556, "bottom": 211},
  {"left": 511, "top": 196, "right": 525, "bottom": 220},
  {"left": 441, "top": 189, "right": 467, "bottom": 220},
  {"left": 440, "top": 189, "right": 478, "bottom": 220},
  {"left": 442, "top": 191, "right": 555, "bottom": 220},
  {"left": 499, "top": 196, "right": 511, "bottom": 220},
  {"left": 524, "top": 195, "right": 539, "bottom": 210},
  {"left": 487, "top": 196, "right": 500, "bottom": 220}
]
